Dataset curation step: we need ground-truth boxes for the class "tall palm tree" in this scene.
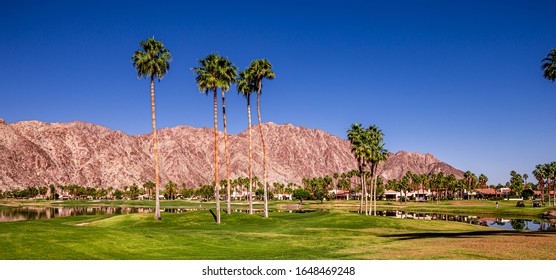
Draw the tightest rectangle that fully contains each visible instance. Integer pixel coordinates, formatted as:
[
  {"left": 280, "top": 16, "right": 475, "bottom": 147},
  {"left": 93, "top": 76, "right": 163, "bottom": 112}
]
[
  {"left": 347, "top": 123, "right": 369, "bottom": 214},
  {"left": 131, "top": 37, "right": 171, "bottom": 220},
  {"left": 541, "top": 48, "right": 556, "bottom": 82},
  {"left": 237, "top": 70, "right": 256, "bottom": 214},
  {"left": 534, "top": 164, "right": 547, "bottom": 203},
  {"left": 246, "top": 59, "right": 275, "bottom": 218},
  {"left": 193, "top": 53, "right": 226, "bottom": 224},
  {"left": 544, "top": 162, "right": 556, "bottom": 207},
  {"left": 216, "top": 57, "right": 238, "bottom": 215},
  {"left": 367, "top": 124, "right": 388, "bottom": 216},
  {"left": 552, "top": 162, "right": 556, "bottom": 206}
]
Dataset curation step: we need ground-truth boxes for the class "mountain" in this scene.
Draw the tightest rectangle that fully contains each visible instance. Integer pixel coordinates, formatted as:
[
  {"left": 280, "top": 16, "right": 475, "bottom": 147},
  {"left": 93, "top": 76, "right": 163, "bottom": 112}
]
[{"left": 0, "top": 118, "right": 463, "bottom": 189}]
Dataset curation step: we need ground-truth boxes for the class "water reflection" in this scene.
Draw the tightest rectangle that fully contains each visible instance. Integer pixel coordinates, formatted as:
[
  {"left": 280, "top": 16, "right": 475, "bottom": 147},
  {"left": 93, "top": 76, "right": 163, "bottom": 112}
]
[
  {"left": 0, "top": 206, "right": 156, "bottom": 222},
  {"left": 0, "top": 206, "right": 315, "bottom": 222},
  {"left": 376, "top": 210, "right": 556, "bottom": 231},
  {"left": 1, "top": 207, "right": 554, "bottom": 231}
]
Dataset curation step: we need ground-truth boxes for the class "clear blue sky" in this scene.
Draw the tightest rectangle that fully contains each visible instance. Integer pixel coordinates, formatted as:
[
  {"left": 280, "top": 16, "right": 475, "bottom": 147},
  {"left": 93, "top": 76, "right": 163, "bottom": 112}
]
[{"left": 1, "top": 0, "right": 555, "bottom": 185}]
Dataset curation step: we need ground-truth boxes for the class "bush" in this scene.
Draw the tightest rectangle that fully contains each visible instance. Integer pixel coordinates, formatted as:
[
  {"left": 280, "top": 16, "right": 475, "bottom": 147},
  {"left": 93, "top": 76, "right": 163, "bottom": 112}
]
[
  {"left": 293, "top": 188, "right": 311, "bottom": 204},
  {"left": 521, "top": 189, "right": 534, "bottom": 200}
]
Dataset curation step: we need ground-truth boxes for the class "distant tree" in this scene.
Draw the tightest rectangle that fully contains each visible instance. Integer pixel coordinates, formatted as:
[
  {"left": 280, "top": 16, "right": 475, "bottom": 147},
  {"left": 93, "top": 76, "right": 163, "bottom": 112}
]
[
  {"left": 49, "top": 184, "right": 57, "bottom": 200},
  {"left": 521, "top": 189, "right": 534, "bottom": 200},
  {"left": 293, "top": 188, "right": 310, "bottom": 204},
  {"left": 533, "top": 165, "right": 547, "bottom": 203},
  {"left": 541, "top": 48, "right": 556, "bottom": 82},
  {"left": 255, "top": 188, "right": 264, "bottom": 200},
  {"left": 510, "top": 171, "right": 525, "bottom": 197},
  {"left": 113, "top": 189, "right": 124, "bottom": 200},
  {"left": 478, "top": 174, "right": 488, "bottom": 188},
  {"left": 164, "top": 181, "right": 178, "bottom": 200},
  {"left": 132, "top": 37, "right": 171, "bottom": 220},
  {"left": 313, "top": 187, "right": 327, "bottom": 203},
  {"left": 143, "top": 181, "right": 155, "bottom": 200},
  {"left": 129, "top": 183, "right": 139, "bottom": 199},
  {"left": 107, "top": 186, "right": 114, "bottom": 199},
  {"left": 199, "top": 184, "right": 215, "bottom": 201}
]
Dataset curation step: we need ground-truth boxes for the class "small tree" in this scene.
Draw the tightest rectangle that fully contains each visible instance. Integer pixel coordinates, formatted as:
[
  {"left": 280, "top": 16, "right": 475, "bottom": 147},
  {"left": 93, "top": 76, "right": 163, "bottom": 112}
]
[
  {"left": 313, "top": 188, "right": 327, "bottom": 203},
  {"left": 293, "top": 188, "right": 311, "bottom": 204},
  {"left": 113, "top": 189, "right": 124, "bottom": 200},
  {"left": 199, "top": 184, "right": 215, "bottom": 201}
]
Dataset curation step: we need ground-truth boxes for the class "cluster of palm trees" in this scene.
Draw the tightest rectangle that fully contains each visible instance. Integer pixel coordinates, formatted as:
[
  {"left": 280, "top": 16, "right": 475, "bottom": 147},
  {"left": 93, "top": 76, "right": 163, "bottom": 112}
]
[
  {"left": 347, "top": 123, "right": 388, "bottom": 216},
  {"left": 533, "top": 162, "right": 556, "bottom": 207},
  {"left": 132, "top": 37, "right": 275, "bottom": 223},
  {"left": 383, "top": 171, "right": 486, "bottom": 203},
  {"left": 192, "top": 55, "right": 275, "bottom": 224}
]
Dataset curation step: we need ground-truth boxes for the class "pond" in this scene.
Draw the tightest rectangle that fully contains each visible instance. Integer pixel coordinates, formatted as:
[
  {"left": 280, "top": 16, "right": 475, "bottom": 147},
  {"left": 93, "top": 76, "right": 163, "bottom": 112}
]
[
  {"left": 0, "top": 206, "right": 313, "bottom": 222},
  {"left": 377, "top": 210, "right": 556, "bottom": 231},
  {"left": 0, "top": 206, "right": 554, "bottom": 231}
]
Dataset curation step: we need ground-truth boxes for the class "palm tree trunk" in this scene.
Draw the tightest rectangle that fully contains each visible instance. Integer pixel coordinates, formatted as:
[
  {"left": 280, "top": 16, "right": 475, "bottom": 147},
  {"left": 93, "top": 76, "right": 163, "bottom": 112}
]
[
  {"left": 365, "top": 172, "right": 370, "bottom": 216},
  {"left": 553, "top": 176, "right": 556, "bottom": 207},
  {"left": 541, "top": 181, "right": 545, "bottom": 203},
  {"left": 222, "top": 90, "right": 231, "bottom": 215},
  {"left": 369, "top": 165, "right": 374, "bottom": 215},
  {"left": 359, "top": 167, "right": 363, "bottom": 214},
  {"left": 256, "top": 89, "right": 268, "bottom": 218},
  {"left": 213, "top": 89, "right": 220, "bottom": 224},
  {"left": 247, "top": 95, "right": 253, "bottom": 214},
  {"left": 370, "top": 173, "right": 374, "bottom": 215},
  {"left": 150, "top": 77, "right": 161, "bottom": 220},
  {"left": 373, "top": 165, "right": 378, "bottom": 216},
  {"left": 363, "top": 170, "right": 368, "bottom": 215}
]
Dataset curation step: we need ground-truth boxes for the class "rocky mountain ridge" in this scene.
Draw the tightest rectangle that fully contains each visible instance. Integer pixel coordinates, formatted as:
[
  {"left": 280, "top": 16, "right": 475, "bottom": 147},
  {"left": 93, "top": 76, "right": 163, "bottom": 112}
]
[{"left": 0, "top": 118, "right": 463, "bottom": 189}]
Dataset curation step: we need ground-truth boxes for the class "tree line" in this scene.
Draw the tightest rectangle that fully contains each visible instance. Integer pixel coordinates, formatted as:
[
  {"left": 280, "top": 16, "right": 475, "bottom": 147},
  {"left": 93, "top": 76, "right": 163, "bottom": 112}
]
[{"left": 2, "top": 164, "right": 555, "bottom": 212}]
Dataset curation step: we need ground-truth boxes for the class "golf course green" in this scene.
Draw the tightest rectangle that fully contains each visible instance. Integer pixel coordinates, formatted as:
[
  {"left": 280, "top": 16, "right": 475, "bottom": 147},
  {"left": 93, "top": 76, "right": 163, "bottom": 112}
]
[{"left": 0, "top": 199, "right": 554, "bottom": 260}]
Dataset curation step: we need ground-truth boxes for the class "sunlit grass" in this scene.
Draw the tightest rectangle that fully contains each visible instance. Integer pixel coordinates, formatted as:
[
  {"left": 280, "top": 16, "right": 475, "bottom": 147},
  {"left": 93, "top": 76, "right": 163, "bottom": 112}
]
[{"left": 0, "top": 209, "right": 554, "bottom": 260}]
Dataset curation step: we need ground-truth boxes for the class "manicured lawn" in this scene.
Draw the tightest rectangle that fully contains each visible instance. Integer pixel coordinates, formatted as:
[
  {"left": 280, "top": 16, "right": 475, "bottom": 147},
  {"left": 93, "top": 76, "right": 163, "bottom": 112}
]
[
  {"left": 0, "top": 209, "right": 554, "bottom": 260},
  {"left": 304, "top": 199, "right": 553, "bottom": 217}
]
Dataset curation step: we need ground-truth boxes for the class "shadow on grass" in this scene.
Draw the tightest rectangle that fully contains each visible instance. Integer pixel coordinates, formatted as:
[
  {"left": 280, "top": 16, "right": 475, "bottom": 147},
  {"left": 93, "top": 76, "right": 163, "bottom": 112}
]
[{"left": 381, "top": 230, "right": 555, "bottom": 241}]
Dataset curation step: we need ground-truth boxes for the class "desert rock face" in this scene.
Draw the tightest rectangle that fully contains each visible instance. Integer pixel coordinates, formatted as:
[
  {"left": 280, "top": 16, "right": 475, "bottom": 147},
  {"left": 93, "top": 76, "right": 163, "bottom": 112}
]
[{"left": 0, "top": 119, "right": 463, "bottom": 189}]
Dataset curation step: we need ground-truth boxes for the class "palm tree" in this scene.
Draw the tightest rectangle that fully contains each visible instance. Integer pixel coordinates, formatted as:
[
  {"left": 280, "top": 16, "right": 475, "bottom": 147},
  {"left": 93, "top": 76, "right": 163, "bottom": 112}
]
[
  {"left": 478, "top": 174, "right": 488, "bottom": 188},
  {"left": 131, "top": 37, "right": 171, "bottom": 220},
  {"left": 544, "top": 162, "right": 556, "bottom": 207},
  {"left": 237, "top": 70, "right": 256, "bottom": 214},
  {"left": 333, "top": 172, "right": 339, "bottom": 193},
  {"left": 347, "top": 123, "right": 369, "bottom": 214},
  {"left": 164, "top": 180, "right": 177, "bottom": 200},
  {"left": 541, "top": 48, "right": 556, "bottom": 82},
  {"left": 245, "top": 59, "right": 275, "bottom": 218},
  {"left": 193, "top": 53, "right": 226, "bottom": 224},
  {"left": 534, "top": 164, "right": 547, "bottom": 203},
  {"left": 551, "top": 162, "right": 556, "bottom": 207},
  {"left": 216, "top": 57, "right": 238, "bottom": 215},
  {"left": 367, "top": 124, "right": 388, "bottom": 216}
]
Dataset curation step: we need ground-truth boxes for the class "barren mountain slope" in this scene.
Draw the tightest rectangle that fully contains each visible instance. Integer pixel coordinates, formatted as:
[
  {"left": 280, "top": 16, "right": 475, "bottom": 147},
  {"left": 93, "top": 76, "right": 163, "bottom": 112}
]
[{"left": 0, "top": 118, "right": 463, "bottom": 189}]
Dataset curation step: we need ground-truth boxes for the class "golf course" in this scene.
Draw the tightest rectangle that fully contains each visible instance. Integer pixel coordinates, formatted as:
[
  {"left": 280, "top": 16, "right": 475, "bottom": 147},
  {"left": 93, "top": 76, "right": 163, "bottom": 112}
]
[{"left": 1, "top": 199, "right": 554, "bottom": 260}]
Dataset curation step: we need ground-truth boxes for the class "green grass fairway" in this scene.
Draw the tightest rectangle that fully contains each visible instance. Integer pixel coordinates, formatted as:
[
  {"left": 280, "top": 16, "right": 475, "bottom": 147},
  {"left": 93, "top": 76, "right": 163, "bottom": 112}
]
[{"left": 0, "top": 210, "right": 554, "bottom": 260}]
